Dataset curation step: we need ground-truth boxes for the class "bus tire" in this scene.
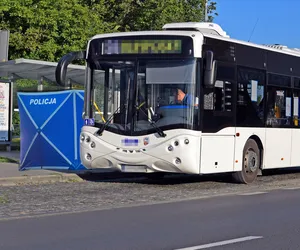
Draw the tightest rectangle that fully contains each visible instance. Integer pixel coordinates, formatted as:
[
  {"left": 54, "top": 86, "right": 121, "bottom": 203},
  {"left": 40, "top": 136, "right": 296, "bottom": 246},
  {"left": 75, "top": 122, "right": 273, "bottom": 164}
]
[{"left": 232, "top": 139, "right": 260, "bottom": 184}]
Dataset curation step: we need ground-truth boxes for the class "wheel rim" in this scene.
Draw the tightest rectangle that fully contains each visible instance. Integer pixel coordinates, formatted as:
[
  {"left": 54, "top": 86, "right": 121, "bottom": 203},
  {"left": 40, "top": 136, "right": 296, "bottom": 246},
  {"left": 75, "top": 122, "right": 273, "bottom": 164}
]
[{"left": 244, "top": 148, "right": 258, "bottom": 173}]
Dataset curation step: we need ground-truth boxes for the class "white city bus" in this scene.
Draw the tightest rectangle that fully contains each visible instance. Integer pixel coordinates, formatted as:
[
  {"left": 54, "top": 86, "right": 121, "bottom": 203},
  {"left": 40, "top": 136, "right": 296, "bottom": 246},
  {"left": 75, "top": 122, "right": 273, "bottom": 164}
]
[{"left": 56, "top": 22, "right": 300, "bottom": 184}]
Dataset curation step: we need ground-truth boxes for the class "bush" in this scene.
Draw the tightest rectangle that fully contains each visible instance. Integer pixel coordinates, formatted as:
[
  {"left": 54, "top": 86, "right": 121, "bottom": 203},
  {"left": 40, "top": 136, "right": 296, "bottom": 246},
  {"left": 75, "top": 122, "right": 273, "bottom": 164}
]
[{"left": 12, "top": 111, "right": 20, "bottom": 136}]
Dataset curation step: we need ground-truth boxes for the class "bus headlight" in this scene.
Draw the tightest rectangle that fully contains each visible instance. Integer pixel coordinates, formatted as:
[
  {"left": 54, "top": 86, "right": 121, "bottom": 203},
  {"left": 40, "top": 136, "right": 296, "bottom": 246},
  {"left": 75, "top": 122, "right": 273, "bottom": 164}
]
[
  {"left": 80, "top": 133, "right": 85, "bottom": 142},
  {"left": 90, "top": 142, "right": 96, "bottom": 148},
  {"left": 168, "top": 145, "right": 173, "bottom": 151},
  {"left": 85, "top": 136, "right": 91, "bottom": 143}
]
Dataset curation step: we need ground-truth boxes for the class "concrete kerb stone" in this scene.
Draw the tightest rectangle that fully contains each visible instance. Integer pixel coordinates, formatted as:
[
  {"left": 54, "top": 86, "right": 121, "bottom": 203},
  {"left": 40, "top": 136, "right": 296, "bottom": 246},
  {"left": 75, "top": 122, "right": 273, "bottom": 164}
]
[{"left": 0, "top": 173, "right": 83, "bottom": 186}]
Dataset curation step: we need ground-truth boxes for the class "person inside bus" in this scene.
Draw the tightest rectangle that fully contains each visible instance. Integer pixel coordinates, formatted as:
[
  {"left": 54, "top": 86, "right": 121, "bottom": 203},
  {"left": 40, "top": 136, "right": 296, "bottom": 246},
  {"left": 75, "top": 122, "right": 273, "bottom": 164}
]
[
  {"left": 177, "top": 87, "right": 191, "bottom": 105},
  {"left": 176, "top": 87, "right": 196, "bottom": 106}
]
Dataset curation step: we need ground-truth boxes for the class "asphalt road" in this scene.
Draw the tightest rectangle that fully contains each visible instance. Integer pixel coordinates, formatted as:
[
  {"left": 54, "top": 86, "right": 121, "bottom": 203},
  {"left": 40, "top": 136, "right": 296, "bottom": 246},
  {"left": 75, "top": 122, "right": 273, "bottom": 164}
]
[{"left": 1, "top": 187, "right": 300, "bottom": 250}]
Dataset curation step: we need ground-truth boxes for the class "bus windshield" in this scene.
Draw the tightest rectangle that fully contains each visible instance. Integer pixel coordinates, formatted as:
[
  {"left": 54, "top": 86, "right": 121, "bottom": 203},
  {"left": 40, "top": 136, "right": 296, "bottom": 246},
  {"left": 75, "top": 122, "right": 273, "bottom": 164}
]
[{"left": 91, "top": 59, "right": 198, "bottom": 136}]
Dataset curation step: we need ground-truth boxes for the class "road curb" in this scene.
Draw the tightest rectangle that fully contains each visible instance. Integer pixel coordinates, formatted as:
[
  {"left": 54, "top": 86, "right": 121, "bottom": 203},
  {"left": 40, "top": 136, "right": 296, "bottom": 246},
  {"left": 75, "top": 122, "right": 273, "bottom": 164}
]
[{"left": 0, "top": 173, "right": 83, "bottom": 186}]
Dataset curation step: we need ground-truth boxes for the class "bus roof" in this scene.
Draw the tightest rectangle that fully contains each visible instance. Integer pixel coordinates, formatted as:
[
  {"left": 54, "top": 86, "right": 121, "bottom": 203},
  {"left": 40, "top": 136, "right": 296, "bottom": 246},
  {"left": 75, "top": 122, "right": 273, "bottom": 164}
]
[
  {"left": 89, "top": 30, "right": 199, "bottom": 40},
  {"left": 162, "top": 22, "right": 300, "bottom": 58},
  {"left": 203, "top": 32, "right": 300, "bottom": 58},
  {"left": 88, "top": 22, "right": 300, "bottom": 59}
]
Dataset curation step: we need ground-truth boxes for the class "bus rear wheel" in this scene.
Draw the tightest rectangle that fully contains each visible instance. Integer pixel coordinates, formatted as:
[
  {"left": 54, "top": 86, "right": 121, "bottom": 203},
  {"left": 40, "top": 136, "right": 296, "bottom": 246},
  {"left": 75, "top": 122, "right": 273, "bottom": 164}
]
[{"left": 232, "top": 139, "right": 260, "bottom": 184}]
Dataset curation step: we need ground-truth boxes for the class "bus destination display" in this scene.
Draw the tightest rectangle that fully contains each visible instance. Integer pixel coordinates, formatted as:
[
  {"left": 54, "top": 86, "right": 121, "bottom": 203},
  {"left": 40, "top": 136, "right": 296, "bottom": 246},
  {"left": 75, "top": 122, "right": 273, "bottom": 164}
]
[{"left": 102, "top": 39, "right": 182, "bottom": 55}]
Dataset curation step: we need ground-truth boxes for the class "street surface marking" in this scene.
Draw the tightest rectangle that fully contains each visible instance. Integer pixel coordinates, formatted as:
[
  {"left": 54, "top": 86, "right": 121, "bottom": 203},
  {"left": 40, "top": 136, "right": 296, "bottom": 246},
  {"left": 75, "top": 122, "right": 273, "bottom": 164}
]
[
  {"left": 238, "top": 191, "right": 267, "bottom": 196},
  {"left": 174, "top": 236, "right": 263, "bottom": 250}
]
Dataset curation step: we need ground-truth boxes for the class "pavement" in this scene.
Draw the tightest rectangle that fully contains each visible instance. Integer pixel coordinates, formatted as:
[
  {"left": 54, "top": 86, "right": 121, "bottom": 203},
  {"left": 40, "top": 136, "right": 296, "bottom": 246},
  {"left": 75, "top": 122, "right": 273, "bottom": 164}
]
[
  {"left": 0, "top": 150, "right": 83, "bottom": 186},
  {"left": 1, "top": 187, "right": 300, "bottom": 249}
]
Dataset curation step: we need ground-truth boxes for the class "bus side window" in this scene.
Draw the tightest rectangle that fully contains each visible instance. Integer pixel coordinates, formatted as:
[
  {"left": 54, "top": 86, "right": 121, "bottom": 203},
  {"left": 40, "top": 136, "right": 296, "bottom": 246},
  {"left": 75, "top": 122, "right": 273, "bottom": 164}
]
[
  {"left": 266, "top": 74, "right": 292, "bottom": 127},
  {"left": 236, "top": 67, "right": 265, "bottom": 127},
  {"left": 293, "top": 78, "right": 300, "bottom": 127},
  {"left": 203, "top": 64, "right": 235, "bottom": 112}
]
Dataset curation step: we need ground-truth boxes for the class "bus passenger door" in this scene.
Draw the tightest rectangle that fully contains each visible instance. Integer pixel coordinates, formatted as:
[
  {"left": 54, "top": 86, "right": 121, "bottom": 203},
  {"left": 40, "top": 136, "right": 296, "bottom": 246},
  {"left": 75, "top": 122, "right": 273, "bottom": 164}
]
[
  {"left": 200, "top": 62, "right": 236, "bottom": 174},
  {"left": 265, "top": 83, "right": 292, "bottom": 169},
  {"left": 235, "top": 67, "right": 266, "bottom": 171}
]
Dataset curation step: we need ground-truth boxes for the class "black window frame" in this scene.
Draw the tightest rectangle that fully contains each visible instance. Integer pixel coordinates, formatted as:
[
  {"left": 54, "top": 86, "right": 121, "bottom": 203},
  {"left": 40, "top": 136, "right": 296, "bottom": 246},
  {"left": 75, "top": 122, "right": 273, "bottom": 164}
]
[
  {"left": 201, "top": 60, "right": 237, "bottom": 133},
  {"left": 236, "top": 66, "right": 266, "bottom": 127},
  {"left": 266, "top": 73, "right": 293, "bottom": 128}
]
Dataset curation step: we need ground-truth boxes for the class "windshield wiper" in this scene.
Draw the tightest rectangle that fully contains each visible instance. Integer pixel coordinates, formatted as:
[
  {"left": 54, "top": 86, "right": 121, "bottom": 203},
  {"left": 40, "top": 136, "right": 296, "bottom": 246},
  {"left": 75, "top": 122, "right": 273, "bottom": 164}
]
[
  {"left": 96, "top": 104, "right": 166, "bottom": 138},
  {"left": 136, "top": 105, "right": 166, "bottom": 137},
  {"left": 96, "top": 106, "right": 122, "bottom": 135}
]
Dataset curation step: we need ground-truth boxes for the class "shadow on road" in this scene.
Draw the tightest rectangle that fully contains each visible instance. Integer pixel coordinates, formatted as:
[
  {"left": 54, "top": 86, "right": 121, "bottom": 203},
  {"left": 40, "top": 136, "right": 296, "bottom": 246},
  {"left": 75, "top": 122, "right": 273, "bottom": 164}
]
[
  {"left": 77, "top": 172, "right": 239, "bottom": 185},
  {"left": 262, "top": 167, "right": 300, "bottom": 176},
  {"left": 77, "top": 166, "right": 300, "bottom": 185}
]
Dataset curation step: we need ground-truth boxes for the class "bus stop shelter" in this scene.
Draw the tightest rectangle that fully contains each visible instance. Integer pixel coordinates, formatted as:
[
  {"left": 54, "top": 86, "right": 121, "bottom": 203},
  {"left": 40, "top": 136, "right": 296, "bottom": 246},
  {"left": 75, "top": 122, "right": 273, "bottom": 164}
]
[{"left": 0, "top": 58, "right": 86, "bottom": 89}]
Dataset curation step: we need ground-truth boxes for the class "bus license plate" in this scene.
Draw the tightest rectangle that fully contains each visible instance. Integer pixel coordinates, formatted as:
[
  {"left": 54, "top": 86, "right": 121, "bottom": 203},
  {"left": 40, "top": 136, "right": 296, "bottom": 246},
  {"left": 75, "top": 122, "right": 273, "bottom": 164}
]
[{"left": 121, "top": 165, "right": 146, "bottom": 173}]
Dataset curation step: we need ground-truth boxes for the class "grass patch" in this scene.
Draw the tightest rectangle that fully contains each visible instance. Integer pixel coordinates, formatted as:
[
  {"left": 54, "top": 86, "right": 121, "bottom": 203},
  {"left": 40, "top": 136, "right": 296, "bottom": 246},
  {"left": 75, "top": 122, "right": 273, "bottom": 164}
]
[
  {"left": 65, "top": 178, "right": 82, "bottom": 183},
  {"left": 0, "top": 157, "right": 19, "bottom": 163},
  {"left": 0, "top": 195, "right": 9, "bottom": 204}
]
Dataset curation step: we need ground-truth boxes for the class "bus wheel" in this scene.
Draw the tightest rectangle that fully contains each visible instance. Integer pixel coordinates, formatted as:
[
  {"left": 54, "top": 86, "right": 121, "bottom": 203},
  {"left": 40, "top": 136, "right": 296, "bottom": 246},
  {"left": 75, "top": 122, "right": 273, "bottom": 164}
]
[{"left": 232, "top": 139, "right": 260, "bottom": 184}]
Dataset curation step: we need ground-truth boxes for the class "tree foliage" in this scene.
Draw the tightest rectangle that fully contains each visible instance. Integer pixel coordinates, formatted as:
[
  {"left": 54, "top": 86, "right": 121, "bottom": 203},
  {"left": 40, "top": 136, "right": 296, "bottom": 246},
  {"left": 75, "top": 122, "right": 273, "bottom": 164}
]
[
  {"left": 0, "top": 0, "right": 108, "bottom": 61},
  {"left": 0, "top": 0, "right": 217, "bottom": 61},
  {"left": 93, "top": 0, "right": 217, "bottom": 32}
]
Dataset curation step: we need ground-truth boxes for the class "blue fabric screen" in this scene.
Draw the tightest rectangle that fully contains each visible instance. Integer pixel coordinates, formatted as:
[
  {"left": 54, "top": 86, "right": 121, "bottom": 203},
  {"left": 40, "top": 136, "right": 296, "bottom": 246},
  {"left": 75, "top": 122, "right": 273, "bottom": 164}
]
[{"left": 17, "top": 90, "right": 86, "bottom": 171}]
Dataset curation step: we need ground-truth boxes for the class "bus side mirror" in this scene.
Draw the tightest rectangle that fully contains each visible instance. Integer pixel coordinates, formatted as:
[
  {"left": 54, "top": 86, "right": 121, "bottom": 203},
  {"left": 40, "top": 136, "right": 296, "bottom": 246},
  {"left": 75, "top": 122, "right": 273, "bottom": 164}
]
[
  {"left": 204, "top": 50, "right": 216, "bottom": 88},
  {"left": 55, "top": 51, "right": 86, "bottom": 88}
]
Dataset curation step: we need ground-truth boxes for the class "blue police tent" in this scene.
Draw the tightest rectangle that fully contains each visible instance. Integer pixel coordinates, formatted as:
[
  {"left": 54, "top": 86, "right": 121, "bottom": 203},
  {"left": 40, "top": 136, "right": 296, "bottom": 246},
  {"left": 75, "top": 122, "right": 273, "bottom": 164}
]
[{"left": 17, "top": 90, "right": 86, "bottom": 171}]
